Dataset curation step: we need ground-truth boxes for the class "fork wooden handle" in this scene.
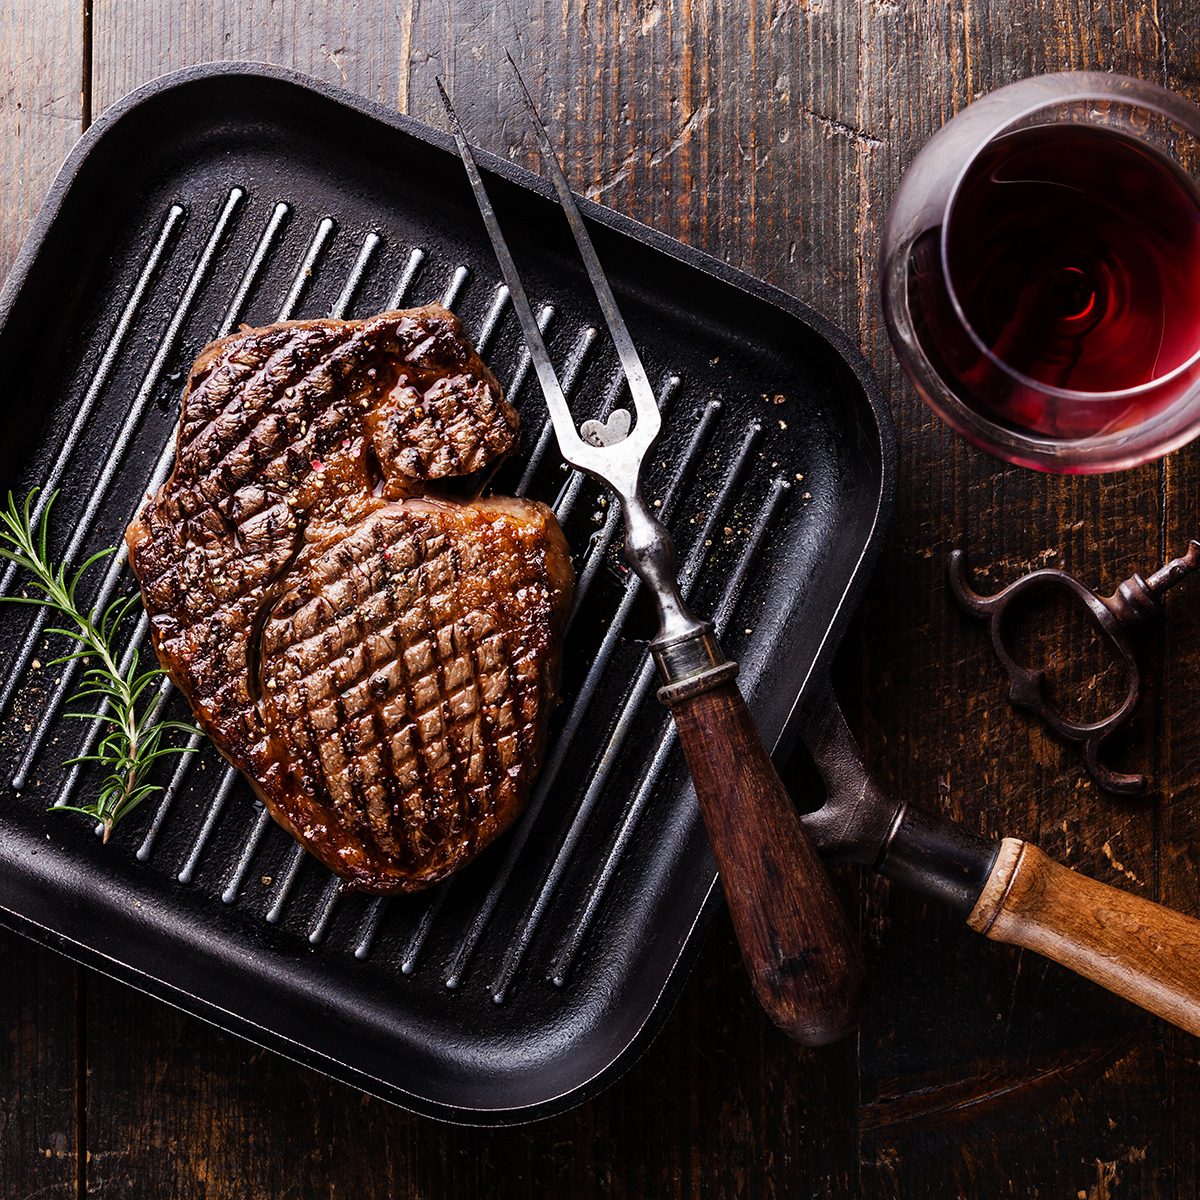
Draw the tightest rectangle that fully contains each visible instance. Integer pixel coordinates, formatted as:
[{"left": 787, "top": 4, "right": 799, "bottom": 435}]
[
  {"left": 969, "top": 838, "right": 1200, "bottom": 1035},
  {"left": 669, "top": 680, "right": 864, "bottom": 1044}
]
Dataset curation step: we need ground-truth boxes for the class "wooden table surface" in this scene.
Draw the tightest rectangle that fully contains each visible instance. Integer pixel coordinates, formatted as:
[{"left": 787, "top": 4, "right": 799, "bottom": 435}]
[{"left": 2, "top": 2, "right": 1199, "bottom": 1196}]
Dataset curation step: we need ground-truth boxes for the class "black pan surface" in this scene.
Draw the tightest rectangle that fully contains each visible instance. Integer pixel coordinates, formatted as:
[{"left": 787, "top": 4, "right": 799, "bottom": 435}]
[{"left": 0, "top": 63, "right": 894, "bottom": 1124}]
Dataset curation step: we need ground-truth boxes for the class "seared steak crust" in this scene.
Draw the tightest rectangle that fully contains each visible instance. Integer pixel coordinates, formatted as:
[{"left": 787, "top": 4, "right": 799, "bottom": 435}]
[{"left": 127, "top": 305, "right": 573, "bottom": 892}]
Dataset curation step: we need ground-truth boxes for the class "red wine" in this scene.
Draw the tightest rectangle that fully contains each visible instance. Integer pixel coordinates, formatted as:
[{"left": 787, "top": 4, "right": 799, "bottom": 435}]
[{"left": 914, "top": 122, "right": 1200, "bottom": 441}]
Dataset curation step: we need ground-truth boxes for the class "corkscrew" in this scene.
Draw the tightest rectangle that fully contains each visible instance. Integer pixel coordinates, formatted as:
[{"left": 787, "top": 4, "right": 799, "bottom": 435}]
[{"left": 948, "top": 541, "right": 1200, "bottom": 794}]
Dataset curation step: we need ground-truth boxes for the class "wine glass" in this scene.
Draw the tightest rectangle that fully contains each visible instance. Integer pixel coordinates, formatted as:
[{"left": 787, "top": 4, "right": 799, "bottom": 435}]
[{"left": 881, "top": 72, "right": 1200, "bottom": 473}]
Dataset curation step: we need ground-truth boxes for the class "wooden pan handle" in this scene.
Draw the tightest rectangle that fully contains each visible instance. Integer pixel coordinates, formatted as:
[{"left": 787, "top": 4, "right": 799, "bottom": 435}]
[
  {"left": 669, "top": 680, "right": 864, "bottom": 1044},
  {"left": 968, "top": 838, "right": 1200, "bottom": 1035}
]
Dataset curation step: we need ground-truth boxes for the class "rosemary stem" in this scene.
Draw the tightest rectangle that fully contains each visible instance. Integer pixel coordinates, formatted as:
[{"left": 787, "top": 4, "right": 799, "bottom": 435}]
[{"left": 0, "top": 489, "right": 199, "bottom": 839}]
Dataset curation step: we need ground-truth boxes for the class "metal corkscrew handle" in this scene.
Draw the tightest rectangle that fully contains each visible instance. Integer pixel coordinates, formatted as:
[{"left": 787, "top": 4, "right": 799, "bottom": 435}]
[{"left": 948, "top": 541, "right": 1200, "bottom": 795}]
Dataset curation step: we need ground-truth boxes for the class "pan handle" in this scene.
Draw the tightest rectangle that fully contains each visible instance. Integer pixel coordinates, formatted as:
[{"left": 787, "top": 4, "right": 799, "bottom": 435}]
[
  {"left": 668, "top": 678, "right": 864, "bottom": 1045},
  {"left": 800, "top": 683, "right": 1200, "bottom": 1036},
  {"left": 968, "top": 838, "right": 1200, "bottom": 1036}
]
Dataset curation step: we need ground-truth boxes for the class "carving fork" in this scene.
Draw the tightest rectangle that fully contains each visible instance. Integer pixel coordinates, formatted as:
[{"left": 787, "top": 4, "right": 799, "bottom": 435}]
[{"left": 437, "top": 61, "right": 863, "bottom": 1044}]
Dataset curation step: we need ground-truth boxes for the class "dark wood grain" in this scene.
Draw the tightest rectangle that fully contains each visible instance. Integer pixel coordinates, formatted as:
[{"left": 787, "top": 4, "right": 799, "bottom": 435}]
[
  {"left": 0, "top": 937, "right": 81, "bottom": 1199},
  {"left": 0, "top": 0, "right": 83, "bottom": 266},
  {"left": 0, "top": 0, "right": 1197, "bottom": 1195},
  {"left": 0, "top": 3, "right": 85, "bottom": 1197},
  {"left": 670, "top": 677, "right": 864, "bottom": 1044}
]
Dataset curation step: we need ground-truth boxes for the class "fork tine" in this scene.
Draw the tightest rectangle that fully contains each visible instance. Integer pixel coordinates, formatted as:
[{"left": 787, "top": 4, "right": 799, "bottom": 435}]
[
  {"left": 434, "top": 77, "right": 589, "bottom": 462},
  {"left": 504, "top": 51, "right": 661, "bottom": 438}
]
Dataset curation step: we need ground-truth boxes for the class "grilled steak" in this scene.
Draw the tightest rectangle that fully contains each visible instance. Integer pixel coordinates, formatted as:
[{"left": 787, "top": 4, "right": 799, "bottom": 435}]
[{"left": 127, "top": 305, "right": 574, "bottom": 893}]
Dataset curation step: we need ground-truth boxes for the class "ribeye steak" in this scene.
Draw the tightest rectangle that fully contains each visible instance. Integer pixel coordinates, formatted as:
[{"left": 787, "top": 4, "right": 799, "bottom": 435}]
[{"left": 127, "top": 305, "right": 574, "bottom": 893}]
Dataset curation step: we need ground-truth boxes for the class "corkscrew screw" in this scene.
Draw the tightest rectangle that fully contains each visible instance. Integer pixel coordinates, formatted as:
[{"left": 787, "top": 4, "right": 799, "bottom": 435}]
[{"left": 948, "top": 541, "right": 1200, "bottom": 795}]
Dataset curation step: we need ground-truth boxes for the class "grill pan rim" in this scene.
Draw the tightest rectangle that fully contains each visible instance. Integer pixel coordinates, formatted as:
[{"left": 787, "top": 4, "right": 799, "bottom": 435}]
[{"left": 0, "top": 61, "right": 896, "bottom": 1125}]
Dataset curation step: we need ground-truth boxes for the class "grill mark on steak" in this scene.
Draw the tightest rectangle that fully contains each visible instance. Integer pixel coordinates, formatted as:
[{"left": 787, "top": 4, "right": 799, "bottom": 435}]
[
  {"left": 468, "top": 613, "right": 500, "bottom": 823},
  {"left": 245, "top": 515, "right": 309, "bottom": 709},
  {"left": 434, "top": 535, "right": 473, "bottom": 824},
  {"left": 128, "top": 305, "right": 573, "bottom": 892},
  {"left": 424, "top": 552, "right": 471, "bottom": 838},
  {"left": 363, "top": 532, "right": 405, "bottom": 848},
  {"left": 375, "top": 536, "right": 435, "bottom": 853}
]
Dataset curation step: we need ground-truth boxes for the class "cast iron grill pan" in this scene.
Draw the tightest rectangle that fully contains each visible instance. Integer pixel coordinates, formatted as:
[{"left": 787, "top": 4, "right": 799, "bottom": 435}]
[{"left": 0, "top": 65, "right": 893, "bottom": 1124}]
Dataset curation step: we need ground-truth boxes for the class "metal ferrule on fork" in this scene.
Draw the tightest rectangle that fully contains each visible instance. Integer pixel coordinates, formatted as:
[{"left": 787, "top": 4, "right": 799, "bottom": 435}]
[{"left": 651, "top": 627, "right": 738, "bottom": 706}]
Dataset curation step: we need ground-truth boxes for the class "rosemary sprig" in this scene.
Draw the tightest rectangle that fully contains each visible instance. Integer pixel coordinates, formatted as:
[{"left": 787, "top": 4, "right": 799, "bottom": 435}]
[{"left": 0, "top": 489, "right": 198, "bottom": 842}]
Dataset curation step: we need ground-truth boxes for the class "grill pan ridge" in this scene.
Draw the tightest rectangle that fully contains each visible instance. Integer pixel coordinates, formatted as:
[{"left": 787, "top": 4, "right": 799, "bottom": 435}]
[{"left": 0, "top": 63, "right": 894, "bottom": 1124}]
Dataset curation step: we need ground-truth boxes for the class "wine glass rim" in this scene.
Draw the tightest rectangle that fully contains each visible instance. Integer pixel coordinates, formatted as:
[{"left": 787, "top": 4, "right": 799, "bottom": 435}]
[{"left": 937, "top": 74, "right": 1200, "bottom": 405}]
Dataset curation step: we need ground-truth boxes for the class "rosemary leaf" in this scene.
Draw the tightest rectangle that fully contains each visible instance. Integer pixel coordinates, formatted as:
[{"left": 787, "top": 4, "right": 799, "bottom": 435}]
[{"left": 0, "top": 488, "right": 200, "bottom": 841}]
